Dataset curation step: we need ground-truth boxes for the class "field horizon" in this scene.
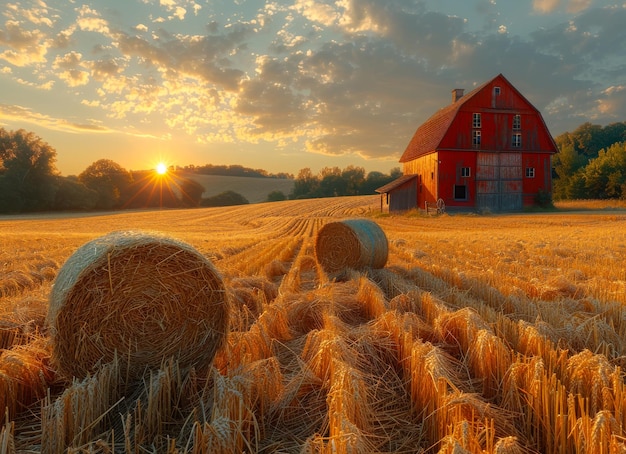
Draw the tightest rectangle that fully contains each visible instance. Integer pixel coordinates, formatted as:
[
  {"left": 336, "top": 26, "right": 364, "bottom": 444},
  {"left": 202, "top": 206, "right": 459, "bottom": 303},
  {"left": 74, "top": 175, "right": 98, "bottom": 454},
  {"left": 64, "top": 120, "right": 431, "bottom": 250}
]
[{"left": 2, "top": 195, "right": 626, "bottom": 452}]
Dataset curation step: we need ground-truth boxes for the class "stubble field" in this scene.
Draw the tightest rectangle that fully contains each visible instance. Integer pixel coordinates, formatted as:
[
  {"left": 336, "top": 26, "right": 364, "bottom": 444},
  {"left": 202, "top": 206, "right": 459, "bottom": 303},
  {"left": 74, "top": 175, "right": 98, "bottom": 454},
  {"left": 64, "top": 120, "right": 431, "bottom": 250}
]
[{"left": 1, "top": 195, "right": 626, "bottom": 453}]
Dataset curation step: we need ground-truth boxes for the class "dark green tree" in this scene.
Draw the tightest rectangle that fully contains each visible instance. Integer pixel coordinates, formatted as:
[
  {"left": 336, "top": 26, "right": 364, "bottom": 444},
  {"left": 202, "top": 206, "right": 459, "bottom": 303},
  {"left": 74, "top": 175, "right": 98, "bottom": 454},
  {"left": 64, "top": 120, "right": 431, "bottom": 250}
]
[
  {"left": 201, "top": 190, "right": 249, "bottom": 207},
  {"left": 0, "top": 128, "right": 59, "bottom": 212},
  {"left": 341, "top": 165, "right": 365, "bottom": 195},
  {"left": 54, "top": 176, "right": 98, "bottom": 210},
  {"left": 79, "top": 159, "right": 133, "bottom": 210},
  {"left": 267, "top": 190, "right": 286, "bottom": 202},
  {"left": 290, "top": 168, "right": 319, "bottom": 199},
  {"left": 179, "top": 177, "right": 205, "bottom": 207}
]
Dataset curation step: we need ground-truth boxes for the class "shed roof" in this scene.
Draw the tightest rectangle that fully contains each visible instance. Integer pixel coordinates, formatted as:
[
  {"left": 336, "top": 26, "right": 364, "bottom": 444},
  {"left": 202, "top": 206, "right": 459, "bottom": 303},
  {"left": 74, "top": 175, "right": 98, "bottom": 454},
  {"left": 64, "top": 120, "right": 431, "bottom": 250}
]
[{"left": 375, "top": 174, "right": 417, "bottom": 194}]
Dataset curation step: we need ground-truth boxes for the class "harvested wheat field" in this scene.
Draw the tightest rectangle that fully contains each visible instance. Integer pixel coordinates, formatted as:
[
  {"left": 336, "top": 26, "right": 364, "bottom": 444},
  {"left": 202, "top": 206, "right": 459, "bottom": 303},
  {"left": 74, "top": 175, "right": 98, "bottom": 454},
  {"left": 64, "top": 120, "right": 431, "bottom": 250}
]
[{"left": 1, "top": 195, "right": 626, "bottom": 453}]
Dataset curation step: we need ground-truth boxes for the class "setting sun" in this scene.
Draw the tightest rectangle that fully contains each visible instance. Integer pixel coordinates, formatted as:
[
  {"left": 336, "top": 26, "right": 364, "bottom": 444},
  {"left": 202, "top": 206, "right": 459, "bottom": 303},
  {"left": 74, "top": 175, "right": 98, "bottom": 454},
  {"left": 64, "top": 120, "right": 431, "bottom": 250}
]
[{"left": 156, "top": 163, "right": 167, "bottom": 175}]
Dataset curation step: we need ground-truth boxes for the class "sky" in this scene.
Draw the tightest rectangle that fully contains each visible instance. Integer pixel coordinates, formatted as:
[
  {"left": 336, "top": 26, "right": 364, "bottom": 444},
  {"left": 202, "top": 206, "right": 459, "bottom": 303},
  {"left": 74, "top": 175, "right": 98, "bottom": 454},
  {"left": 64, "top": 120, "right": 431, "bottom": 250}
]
[{"left": 1, "top": 0, "right": 625, "bottom": 177}]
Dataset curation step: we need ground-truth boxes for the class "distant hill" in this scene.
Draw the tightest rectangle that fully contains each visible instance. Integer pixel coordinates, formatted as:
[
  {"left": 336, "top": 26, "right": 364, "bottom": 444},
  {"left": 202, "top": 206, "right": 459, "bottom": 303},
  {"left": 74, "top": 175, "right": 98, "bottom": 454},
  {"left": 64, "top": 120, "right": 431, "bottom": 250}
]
[{"left": 181, "top": 173, "right": 294, "bottom": 203}]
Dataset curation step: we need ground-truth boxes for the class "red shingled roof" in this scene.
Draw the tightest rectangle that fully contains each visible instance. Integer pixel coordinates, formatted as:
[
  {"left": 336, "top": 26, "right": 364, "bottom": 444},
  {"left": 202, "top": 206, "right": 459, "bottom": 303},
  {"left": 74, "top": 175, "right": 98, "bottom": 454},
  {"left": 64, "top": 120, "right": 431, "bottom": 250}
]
[{"left": 399, "top": 77, "right": 493, "bottom": 163}]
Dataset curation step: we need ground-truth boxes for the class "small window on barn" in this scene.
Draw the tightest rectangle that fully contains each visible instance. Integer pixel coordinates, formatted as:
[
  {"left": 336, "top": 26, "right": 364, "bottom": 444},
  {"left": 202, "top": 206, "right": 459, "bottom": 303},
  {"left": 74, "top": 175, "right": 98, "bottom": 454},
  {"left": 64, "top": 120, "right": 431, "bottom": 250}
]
[
  {"left": 494, "top": 86, "right": 501, "bottom": 95},
  {"left": 473, "top": 113, "right": 481, "bottom": 128},
  {"left": 473, "top": 130, "right": 481, "bottom": 147},
  {"left": 526, "top": 167, "right": 535, "bottom": 178},
  {"left": 512, "top": 133, "right": 522, "bottom": 148},
  {"left": 454, "top": 185, "right": 467, "bottom": 200},
  {"left": 513, "top": 114, "right": 521, "bottom": 130},
  {"left": 461, "top": 167, "right": 471, "bottom": 177}
]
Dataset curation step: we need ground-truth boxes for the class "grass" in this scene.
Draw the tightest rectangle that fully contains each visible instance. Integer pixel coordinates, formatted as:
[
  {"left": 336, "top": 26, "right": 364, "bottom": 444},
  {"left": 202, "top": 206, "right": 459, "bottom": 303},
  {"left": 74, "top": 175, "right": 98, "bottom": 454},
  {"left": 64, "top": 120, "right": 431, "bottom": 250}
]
[{"left": 1, "top": 195, "right": 626, "bottom": 452}]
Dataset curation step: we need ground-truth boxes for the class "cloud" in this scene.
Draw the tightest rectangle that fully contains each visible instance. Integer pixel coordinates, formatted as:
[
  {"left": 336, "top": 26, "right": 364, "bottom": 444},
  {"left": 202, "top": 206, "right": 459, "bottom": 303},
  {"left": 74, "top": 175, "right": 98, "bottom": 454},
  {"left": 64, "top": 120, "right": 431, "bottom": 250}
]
[
  {"left": 0, "top": 20, "right": 50, "bottom": 66},
  {"left": 594, "top": 85, "right": 626, "bottom": 121},
  {"left": 533, "top": 0, "right": 561, "bottom": 14},
  {"left": 76, "top": 5, "right": 111, "bottom": 35},
  {"left": 113, "top": 24, "right": 250, "bottom": 91},
  {"left": 0, "top": 103, "right": 109, "bottom": 133}
]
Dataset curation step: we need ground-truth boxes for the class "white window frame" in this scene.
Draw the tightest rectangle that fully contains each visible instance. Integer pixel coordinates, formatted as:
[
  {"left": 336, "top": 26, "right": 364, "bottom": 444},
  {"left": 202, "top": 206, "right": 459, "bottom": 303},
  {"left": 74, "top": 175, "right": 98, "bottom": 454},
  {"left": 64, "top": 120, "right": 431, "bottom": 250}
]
[
  {"left": 473, "top": 130, "right": 481, "bottom": 147},
  {"left": 461, "top": 167, "right": 471, "bottom": 177},
  {"left": 473, "top": 113, "right": 481, "bottom": 129},
  {"left": 526, "top": 167, "right": 535, "bottom": 178},
  {"left": 494, "top": 86, "right": 501, "bottom": 96},
  {"left": 513, "top": 114, "right": 521, "bottom": 130},
  {"left": 512, "top": 133, "right": 521, "bottom": 148}
]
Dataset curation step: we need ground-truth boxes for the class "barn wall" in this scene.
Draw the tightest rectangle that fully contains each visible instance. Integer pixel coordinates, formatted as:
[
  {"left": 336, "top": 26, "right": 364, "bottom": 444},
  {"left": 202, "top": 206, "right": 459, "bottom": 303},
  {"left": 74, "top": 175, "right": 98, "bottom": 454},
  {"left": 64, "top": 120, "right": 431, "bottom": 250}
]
[
  {"left": 522, "top": 152, "right": 553, "bottom": 206},
  {"left": 437, "top": 150, "right": 476, "bottom": 209},
  {"left": 403, "top": 153, "right": 438, "bottom": 209},
  {"left": 440, "top": 76, "right": 558, "bottom": 153},
  {"left": 386, "top": 178, "right": 417, "bottom": 212}
]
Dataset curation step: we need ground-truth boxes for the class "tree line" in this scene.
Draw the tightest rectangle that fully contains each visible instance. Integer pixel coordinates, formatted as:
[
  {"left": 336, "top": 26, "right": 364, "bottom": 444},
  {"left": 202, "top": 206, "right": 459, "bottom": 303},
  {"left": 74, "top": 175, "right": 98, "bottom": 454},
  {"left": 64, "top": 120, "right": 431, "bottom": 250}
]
[
  {"left": 2, "top": 121, "right": 625, "bottom": 214},
  {"left": 552, "top": 122, "right": 626, "bottom": 200},
  {"left": 0, "top": 128, "right": 400, "bottom": 213},
  {"left": 288, "top": 166, "right": 402, "bottom": 199}
]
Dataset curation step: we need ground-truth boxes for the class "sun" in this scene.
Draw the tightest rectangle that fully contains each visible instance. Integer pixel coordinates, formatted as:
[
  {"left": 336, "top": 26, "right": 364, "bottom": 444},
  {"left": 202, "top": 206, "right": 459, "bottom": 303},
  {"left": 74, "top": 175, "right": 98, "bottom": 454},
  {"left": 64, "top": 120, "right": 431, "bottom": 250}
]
[{"left": 156, "top": 162, "right": 168, "bottom": 175}]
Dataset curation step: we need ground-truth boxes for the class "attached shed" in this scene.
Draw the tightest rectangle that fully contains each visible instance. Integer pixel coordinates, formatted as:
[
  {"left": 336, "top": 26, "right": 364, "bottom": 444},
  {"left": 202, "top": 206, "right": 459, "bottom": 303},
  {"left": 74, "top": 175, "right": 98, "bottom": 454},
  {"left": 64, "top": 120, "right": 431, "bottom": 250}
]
[
  {"left": 377, "top": 73, "right": 559, "bottom": 213},
  {"left": 375, "top": 174, "right": 417, "bottom": 212}
]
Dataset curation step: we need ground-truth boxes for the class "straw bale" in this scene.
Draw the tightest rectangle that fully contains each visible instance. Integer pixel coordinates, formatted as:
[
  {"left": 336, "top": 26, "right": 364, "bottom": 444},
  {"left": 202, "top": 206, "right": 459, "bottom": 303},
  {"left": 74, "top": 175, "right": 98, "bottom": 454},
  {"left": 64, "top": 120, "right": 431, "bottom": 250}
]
[
  {"left": 47, "top": 230, "right": 228, "bottom": 380},
  {"left": 315, "top": 219, "right": 388, "bottom": 276}
]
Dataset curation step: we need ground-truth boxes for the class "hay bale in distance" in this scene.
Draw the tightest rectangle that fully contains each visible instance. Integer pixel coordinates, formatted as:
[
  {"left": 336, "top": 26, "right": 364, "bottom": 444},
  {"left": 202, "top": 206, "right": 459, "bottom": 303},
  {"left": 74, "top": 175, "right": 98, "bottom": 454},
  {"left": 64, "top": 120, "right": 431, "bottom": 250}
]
[
  {"left": 315, "top": 219, "right": 388, "bottom": 276},
  {"left": 47, "top": 230, "right": 228, "bottom": 380}
]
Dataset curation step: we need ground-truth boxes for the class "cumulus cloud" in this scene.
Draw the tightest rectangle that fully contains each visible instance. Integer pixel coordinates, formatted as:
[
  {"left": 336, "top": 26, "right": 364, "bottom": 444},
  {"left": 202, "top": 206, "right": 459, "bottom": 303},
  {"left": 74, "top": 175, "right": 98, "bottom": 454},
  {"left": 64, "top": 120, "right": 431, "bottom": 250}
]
[
  {"left": 0, "top": 20, "right": 50, "bottom": 65},
  {"left": 2, "top": 0, "right": 625, "bottom": 168},
  {"left": 53, "top": 51, "right": 90, "bottom": 86}
]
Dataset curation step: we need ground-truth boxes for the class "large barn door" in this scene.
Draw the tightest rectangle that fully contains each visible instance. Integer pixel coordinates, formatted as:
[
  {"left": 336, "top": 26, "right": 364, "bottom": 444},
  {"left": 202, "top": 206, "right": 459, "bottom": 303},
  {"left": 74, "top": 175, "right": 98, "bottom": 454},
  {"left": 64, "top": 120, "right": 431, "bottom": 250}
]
[{"left": 476, "top": 153, "right": 522, "bottom": 212}]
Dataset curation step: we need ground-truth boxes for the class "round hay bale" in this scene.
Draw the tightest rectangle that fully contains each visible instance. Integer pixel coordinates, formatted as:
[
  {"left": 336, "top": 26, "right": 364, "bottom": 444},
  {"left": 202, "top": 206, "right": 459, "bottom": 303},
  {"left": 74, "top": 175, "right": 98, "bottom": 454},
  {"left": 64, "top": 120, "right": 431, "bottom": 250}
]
[
  {"left": 47, "top": 230, "right": 228, "bottom": 380},
  {"left": 315, "top": 219, "right": 388, "bottom": 276}
]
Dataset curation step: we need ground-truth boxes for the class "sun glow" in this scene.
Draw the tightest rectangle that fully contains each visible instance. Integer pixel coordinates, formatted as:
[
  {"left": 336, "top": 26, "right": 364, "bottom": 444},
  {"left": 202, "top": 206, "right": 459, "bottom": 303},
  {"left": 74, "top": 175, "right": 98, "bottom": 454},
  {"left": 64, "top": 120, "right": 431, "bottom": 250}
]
[{"left": 156, "top": 162, "right": 167, "bottom": 175}]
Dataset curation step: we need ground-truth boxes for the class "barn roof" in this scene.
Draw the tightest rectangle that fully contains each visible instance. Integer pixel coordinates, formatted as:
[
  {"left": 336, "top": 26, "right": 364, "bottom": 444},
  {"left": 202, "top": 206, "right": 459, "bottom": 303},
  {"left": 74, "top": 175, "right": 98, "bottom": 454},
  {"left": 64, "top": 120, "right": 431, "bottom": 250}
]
[
  {"left": 399, "top": 77, "right": 494, "bottom": 163},
  {"left": 375, "top": 174, "right": 417, "bottom": 194}
]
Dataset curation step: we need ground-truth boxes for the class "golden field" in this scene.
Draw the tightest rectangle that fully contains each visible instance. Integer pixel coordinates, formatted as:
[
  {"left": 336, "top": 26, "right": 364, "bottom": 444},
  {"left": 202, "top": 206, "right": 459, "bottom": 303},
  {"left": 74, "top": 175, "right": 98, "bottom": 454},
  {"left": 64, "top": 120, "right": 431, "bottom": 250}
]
[{"left": 1, "top": 195, "right": 626, "bottom": 453}]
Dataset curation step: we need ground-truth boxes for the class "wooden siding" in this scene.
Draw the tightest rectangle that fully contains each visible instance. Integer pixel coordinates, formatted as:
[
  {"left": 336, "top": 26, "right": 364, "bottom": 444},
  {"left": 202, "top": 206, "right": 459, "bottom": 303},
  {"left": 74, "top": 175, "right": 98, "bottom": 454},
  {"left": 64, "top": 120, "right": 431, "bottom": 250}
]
[
  {"left": 397, "top": 74, "right": 558, "bottom": 212},
  {"left": 389, "top": 178, "right": 417, "bottom": 212},
  {"left": 403, "top": 153, "right": 438, "bottom": 209},
  {"left": 476, "top": 152, "right": 522, "bottom": 212}
]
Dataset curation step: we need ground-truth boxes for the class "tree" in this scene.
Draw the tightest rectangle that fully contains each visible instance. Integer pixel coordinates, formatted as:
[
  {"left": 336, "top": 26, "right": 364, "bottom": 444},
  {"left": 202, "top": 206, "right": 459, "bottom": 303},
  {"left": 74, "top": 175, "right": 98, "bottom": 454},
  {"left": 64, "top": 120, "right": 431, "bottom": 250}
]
[
  {"left": 341, "top": 165, "right": 365, "bottom": 195},
  {"left": 267, "top": 190, "right": 286, "bottom": 202},
  {"left": 79, "top": 159, "right": 133, "bottom": 209},
  {"left": 54, "top": 176, "right": 98, "bottom": 210},
  {"left": 290, "top": 168, "right": 319, "bottom": 199},
  {"left": 201, "top": 190, "right": 249, "bottom": 207},
  {"left": 0, "top": 128, "right": 59, "bottom": 212},
  {"left": 582, "top": 142, "right": 626, "bottom": 199},
  {"left": 361, "top": 171, "right": 393, "bottom": 194},
  {"left": 179, "top": 177, "right": 205, "bottom": 207}
]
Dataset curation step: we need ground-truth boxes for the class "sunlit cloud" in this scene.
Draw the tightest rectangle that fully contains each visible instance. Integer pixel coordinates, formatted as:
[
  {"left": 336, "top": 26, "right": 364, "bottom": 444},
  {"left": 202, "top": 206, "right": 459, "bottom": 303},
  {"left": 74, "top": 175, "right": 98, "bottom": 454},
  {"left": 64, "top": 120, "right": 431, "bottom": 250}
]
[
  {"left": 0, "top": 103, "right": 109, "bottom": 132},
  {"left": 533, "top": 0, "right": 561, "bottom": 14},
  {"left": 0, "top": 20, "right": 50, "bottom": 66},
  {"left": 76, "top": 5, "right": 110, "bottom": 35}
]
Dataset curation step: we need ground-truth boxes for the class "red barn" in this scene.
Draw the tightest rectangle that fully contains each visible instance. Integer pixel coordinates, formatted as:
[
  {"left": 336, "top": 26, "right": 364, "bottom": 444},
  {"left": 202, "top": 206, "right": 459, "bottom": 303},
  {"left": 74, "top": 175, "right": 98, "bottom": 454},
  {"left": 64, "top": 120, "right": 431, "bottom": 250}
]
[{"left": 377, "top": 74, "right": 558, "bottom": 213}]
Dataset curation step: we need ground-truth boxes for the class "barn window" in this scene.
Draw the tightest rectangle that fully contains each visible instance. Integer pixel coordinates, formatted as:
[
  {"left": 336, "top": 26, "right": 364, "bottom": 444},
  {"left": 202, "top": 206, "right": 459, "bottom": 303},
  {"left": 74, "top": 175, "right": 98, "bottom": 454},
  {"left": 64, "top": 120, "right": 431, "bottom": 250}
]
[
  {"left": 461, "top": 167, "right": 471, "bottom": 177},
  {"left": 513, "top": 114, "right": 521, "bottom": 130},
  {"left": 512, "top": 133, "right": 521, "bottom": 147},
  {"left": 473, "top": 113, "right": 481, "bottom": 128},
  {"left": 494, "top": 86, "right": 501, "bottom": 95},
  {"left": 472, "top": 130, "right": 481, "bottom": 147},
  {"left": 526, "top": 167, "right": 535, "bottom": 178},
  {"left": 454, "top": 185, "right": 467, "bottom": 200}
]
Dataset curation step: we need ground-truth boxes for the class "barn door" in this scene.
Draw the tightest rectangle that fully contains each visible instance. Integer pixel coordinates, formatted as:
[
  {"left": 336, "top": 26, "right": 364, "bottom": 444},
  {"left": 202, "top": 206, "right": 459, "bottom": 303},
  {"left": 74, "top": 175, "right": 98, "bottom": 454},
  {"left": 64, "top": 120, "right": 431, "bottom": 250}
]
[{"left": 476, "top": 153, "right": 522, "bottom": 212}]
